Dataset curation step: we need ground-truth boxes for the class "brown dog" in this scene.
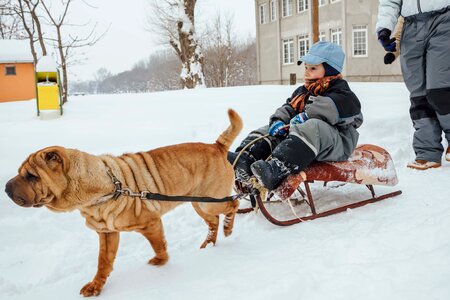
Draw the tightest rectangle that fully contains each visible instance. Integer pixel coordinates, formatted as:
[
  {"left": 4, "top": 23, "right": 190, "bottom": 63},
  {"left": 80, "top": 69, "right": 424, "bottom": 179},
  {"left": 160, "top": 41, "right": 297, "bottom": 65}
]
[{"left": 5, "top": 109, "right": 242, "bottom": 297}]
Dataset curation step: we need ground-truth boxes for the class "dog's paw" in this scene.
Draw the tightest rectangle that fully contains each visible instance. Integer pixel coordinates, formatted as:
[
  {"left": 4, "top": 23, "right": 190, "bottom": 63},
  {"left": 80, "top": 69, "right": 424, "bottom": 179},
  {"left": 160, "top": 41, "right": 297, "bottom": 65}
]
[
  {"left": 148, "top": 256, "right": 168, "bottom": 266},
  {"left": 200, "top": 239, "right": 216, "bottom": 249},
  {"left": 223, "top": 227, "right": 233, "bottom": 237},
  {"left": 80, "top": 280, "right": 104, "bottom": 297}
]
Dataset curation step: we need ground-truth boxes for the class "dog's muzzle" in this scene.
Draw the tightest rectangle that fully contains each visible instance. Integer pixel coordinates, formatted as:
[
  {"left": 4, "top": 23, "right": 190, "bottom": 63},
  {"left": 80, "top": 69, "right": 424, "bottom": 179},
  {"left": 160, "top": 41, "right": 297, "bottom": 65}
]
[{"left": 5, "top": 178, "right": 35, "bottom": 207}]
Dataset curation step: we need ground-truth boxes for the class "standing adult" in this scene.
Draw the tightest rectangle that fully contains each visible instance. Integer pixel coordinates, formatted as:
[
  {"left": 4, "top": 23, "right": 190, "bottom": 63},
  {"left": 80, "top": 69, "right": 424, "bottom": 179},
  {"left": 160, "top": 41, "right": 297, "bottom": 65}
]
[{"left": 376, "top": 0, "right": 450, "bottom": 170}]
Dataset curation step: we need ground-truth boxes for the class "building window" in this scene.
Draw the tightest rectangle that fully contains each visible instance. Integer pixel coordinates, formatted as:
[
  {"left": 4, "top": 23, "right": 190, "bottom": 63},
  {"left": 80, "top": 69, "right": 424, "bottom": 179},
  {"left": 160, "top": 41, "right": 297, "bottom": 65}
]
[
  {"left": 5, "top": 66, "right": 16, "bottom": 76},
  {"left": 352, "top": 25, "right": 368, "bottom": 57},
  {"left": 298, "top": 0, "right": 309, "bottom": 12},
  {"left": 270, "top": 0, "right": 277, "bottom": 21},
  {"left": 260, "top": 4, "right": 268, "bottom": 24},
  {"left": 319, "top": 0, "right": 326, "bottom": 6},
  {"left": 330, "top": 0, "right": 340, "bottom": 3},
  {"left": 298, "top": 34, "right": 310, "bottom": 58},
  {"left": 282, "top": 0, "right": 292, "bottom": 17},
  {"left": 331, "top": 28, "right": 342, "bottom": 46},
  {"left": 319, "top": 31, "right": 326, "bottom": 41},
  {"left": 283, "top": 38, "right": 294, "bottom": 64}
]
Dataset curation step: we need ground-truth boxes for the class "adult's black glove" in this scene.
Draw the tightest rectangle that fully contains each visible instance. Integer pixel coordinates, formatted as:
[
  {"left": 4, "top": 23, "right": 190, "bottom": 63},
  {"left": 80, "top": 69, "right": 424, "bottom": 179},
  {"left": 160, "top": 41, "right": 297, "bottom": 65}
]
[
  {"left": 378, "top": 28, "right": 396, "bottom": 52},
  {"left": 384, "top": 52, "right": 396, "bottom": 64}
]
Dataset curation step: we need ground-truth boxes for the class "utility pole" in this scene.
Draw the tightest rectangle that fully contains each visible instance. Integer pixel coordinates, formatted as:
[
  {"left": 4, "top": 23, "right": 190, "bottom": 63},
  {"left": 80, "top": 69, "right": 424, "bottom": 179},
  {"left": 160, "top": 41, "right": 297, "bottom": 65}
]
[{"left": 311, "top": 0, "right": 319, "bottom": 42}]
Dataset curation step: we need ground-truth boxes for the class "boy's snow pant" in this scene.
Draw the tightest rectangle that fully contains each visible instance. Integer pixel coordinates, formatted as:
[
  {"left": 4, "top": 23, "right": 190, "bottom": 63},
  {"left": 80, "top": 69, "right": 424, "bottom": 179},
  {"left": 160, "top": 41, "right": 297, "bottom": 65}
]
[
  {"left": 235, "top": 119, "right": 359, "bottom": 171},
  {"left": 401, "top": 7, "right": 450, "bottom": 163}
]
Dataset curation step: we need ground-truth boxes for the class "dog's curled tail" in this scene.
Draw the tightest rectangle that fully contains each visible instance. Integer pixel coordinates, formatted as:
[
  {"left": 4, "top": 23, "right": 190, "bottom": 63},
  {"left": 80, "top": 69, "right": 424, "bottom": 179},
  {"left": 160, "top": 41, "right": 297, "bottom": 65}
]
[{"left": 216, "top": 109, "right": 243, "bottom": 151}]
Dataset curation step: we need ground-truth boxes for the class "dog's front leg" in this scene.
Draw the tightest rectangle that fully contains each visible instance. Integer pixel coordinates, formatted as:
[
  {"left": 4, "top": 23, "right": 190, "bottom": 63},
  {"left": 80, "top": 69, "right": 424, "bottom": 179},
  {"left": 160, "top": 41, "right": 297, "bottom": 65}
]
[
  {"left": 80, "top": 232, "right": 120, "bottom": 297},
  {"left": 139, "top": 219, "right": 169, "bottom": 266}
]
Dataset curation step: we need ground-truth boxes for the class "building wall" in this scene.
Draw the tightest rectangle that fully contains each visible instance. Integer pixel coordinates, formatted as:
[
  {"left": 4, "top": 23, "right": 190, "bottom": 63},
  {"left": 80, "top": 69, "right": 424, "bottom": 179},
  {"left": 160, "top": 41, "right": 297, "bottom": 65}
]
[
  {"left": 255, "top": 0, "right": 403, "bottom": 84},
  {"left": 0, "top": 62, "right": 36, "bottom": 102}
]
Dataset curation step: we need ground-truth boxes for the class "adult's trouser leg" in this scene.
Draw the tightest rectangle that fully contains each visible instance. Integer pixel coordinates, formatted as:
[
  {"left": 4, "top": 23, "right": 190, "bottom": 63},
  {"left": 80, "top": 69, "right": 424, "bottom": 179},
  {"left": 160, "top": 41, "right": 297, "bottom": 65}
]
[
  {"left": 401, "top": 16, "right": 443, "bottom": 163},
  {"left": 426, "top": 9, "right": 450, "bottom": 150}
]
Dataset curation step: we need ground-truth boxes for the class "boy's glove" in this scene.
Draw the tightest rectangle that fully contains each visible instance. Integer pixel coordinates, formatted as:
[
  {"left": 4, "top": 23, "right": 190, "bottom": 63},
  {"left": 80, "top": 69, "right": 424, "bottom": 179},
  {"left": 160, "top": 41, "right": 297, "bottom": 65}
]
[
  {"left": 290, "top": 112, "right": 308, "bottom": 125},
  {"left": 268, "top": 120, "right": 288, "bottom": 136},
  {"left": 377, "top": 28, "right": 396, "bottom": 52}
]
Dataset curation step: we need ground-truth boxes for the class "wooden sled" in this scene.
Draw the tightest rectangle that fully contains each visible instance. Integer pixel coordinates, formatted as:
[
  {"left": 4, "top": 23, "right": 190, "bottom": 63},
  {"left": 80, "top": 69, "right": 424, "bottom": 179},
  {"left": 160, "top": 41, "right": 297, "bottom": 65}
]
[{"left": 236, "top": 144, "right": 402, "bottom": 226}]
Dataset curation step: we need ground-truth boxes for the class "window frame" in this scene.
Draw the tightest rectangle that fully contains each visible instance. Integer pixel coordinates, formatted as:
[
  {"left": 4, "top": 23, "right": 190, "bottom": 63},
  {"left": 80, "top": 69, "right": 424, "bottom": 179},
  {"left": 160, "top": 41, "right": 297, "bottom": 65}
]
[
  {"left": 319, "top": 0, "right": 326, "bottom": 6},
  {"left": 270, "top": 0, "right": 277, "bottom": 21},
  {"left": 259, "top": 3, "right": 268, "bottom": 24},
  {"left": 297, "top": 0, "right": 309, "bottom": 13},
  {"left": 5, "top": 65, "right": 16, "bottom": 76},
  {"left": 352, "top": 25, "right": 368, "bottom": 57},
  {"left": 298, "top": 34, "right": 310, "bottom": 59},
  {"left": 319, "top": 31, "right": 326, "bottom": 41},
  {"left": 283, "top": 38, "right": 295, "bottom": 65},
  {"left": 282, "top": 0, "right": 293, "bottom": 17},
  {"left": 330, "top": 28, "right": 342, "bottom": 46}
]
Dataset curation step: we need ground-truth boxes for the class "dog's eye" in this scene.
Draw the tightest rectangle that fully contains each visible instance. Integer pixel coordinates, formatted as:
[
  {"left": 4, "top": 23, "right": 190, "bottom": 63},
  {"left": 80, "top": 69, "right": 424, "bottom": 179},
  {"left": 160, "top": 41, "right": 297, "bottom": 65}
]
[{"left": 25, "top": 171, "right": 39, "bottom": 181}]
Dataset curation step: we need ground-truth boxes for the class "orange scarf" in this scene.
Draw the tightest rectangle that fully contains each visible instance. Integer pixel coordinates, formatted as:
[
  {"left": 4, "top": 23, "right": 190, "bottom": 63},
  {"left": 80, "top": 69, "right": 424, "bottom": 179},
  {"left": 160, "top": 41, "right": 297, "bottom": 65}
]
[{"left": 290, "top": 74, "right": 343, "bottom": 112}]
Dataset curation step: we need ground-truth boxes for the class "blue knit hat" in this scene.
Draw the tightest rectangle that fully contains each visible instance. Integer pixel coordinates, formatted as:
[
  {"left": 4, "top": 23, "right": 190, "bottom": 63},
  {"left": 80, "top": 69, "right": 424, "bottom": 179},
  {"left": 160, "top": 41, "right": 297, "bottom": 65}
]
[{"left": 299, "top": 41, "right": 345, "bottom": 73}]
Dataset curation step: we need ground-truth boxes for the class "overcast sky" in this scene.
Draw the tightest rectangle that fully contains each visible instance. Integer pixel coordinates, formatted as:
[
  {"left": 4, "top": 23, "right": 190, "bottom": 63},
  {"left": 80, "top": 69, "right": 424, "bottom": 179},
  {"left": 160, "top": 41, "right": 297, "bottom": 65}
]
[{"left": 67, "top": 0, "right": 256, "bottom": 81}]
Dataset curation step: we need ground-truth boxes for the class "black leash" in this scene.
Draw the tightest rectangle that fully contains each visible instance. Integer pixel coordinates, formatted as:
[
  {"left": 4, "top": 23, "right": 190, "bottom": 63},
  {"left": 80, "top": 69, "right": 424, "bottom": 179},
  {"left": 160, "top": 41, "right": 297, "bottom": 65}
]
[
  {"left": 102, "top": 169, "right": 245, "bottom": 205},
  {"left": 142, "top": 192, "right": 241, "bottom": 203}
]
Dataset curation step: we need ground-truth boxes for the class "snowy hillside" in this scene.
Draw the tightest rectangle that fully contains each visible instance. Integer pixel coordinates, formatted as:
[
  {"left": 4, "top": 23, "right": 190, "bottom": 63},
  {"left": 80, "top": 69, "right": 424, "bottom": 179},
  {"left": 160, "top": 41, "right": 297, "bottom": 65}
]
[{"left": 1, "top": 84, "right": 449, "bottom": 300}]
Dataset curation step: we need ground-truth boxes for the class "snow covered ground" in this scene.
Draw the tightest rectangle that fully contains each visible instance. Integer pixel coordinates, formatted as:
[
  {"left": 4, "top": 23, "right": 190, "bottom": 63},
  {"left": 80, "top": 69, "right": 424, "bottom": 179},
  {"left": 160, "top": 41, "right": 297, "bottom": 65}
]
[{"left": 1, "top": 83, "right": 449, "bottom": 300}]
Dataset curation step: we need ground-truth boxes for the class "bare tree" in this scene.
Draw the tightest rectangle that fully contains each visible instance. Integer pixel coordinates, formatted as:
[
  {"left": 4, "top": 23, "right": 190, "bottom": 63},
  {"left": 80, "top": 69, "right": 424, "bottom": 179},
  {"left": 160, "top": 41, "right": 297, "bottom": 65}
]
[
  {"left": 202, "top": 13, "right": 234, "bottom": 87},
  {"left": 0, "top": 0, "right": 23, "bottom": 39},
  {"left": 228, "top": 38, "right": 257, "bottom": 86},
  {"left": 148, "top": 0, "right": 205, "bottom": 89},
  {"left": 41, "top": 0, "right": 105, "bottom": 103},
  {"left": 201, "top": 13, "right": 257, "bottom": 88},
  {"left": 2, "top": 0, "right": 48, "bottom": 65},
  {"left": 13, "top": 0, "right": 40, "bottom": 64},
  {"left": 23, "top": 0, "right": 47, "bottom": 56}
]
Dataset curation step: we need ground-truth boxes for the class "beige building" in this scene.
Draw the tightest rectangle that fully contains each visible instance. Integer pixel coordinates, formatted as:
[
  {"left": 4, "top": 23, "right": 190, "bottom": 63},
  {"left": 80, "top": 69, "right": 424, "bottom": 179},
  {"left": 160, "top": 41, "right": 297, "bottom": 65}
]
[{"left": 255, "top": 0, "right": 403, "bottom": 84}]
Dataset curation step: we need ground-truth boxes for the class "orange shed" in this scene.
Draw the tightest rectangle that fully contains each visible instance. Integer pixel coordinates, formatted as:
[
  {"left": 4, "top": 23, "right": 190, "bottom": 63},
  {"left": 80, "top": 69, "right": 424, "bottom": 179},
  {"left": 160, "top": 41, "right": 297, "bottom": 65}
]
[{"left": 0, "top": 39, "right": 36, "bottom": 102}]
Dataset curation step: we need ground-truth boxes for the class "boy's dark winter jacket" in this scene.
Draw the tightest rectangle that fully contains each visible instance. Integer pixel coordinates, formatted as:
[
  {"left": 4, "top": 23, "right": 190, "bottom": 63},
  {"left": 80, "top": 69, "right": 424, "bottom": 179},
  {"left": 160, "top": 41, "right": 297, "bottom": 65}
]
[{"left": 269, "top": 78, "right": 363, "bottom": 131}]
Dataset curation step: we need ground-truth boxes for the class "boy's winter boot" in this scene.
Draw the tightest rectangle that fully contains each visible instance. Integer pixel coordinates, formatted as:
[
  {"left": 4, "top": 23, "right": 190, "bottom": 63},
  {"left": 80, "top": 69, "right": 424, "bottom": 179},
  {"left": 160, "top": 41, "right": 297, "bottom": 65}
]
[
  {"left": 251, "top": 134, "right": 316, "bottom": 191},
  {"left": 446, "top": 147, "right": 450, "bottom": 162},
  {"left": 250, "top": 158, "right": 293, "bottom": 191},
  {"left": 407, "top": 159, "right": 441, "bottom": 170},
  {"left": 227, "top": 151, "right": 255, "bottom": 183}
]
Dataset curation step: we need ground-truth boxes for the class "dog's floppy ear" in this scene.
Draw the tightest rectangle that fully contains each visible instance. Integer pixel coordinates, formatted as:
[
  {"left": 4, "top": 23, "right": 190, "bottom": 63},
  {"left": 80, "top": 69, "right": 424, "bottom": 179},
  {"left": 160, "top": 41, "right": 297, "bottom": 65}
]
[
  {"left": 45, "top": 151, "right": 62, "bottom": 163},
  {"left": 42, "top": 148, "right": 69, "bottom": 172}
]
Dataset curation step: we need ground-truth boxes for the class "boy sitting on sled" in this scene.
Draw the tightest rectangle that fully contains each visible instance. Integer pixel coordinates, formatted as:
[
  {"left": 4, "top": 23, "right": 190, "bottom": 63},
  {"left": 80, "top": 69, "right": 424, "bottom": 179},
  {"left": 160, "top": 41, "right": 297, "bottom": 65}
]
[{"left": 228, "top": 41, "right": 363, "bottom": 191}]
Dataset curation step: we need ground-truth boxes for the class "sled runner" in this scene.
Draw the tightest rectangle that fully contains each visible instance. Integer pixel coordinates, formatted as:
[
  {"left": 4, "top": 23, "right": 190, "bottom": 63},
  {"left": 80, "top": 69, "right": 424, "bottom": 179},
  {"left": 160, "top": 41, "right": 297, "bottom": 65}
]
[{"left": 236, "top": 144, "right": 402, "bottom": 226}]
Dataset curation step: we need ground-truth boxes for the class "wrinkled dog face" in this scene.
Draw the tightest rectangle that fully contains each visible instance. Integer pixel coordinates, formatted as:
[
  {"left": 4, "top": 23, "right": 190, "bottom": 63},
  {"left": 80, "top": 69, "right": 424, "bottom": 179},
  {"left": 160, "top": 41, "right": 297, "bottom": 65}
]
[{"left": 5, "top": 147, "right": 69, "bottom": 211}]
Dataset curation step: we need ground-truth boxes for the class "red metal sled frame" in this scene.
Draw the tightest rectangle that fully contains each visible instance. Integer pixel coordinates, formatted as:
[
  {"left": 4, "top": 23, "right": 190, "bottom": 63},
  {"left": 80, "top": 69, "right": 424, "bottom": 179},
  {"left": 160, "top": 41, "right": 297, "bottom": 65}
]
[{"left": 239, "top": 181, "right": 402, "bottom": 226}]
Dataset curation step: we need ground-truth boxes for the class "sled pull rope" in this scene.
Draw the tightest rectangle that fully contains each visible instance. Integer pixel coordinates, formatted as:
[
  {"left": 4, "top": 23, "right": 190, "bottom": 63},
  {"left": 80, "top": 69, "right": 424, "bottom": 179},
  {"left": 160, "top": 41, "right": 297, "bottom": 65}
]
[
  {"left": 231, "top": 125, "right": 291, "bottom": 168},
  {"left": 231, "top": 134, "right": 270, "bottom": 168},
  {"left": 285, "top": 194, "right": 306, "bottom": 222}
]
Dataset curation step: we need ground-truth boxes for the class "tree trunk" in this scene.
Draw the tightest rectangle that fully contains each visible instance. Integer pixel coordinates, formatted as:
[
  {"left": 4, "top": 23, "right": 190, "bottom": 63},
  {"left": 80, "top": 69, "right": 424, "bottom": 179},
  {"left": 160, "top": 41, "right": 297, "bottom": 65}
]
[
  {"left": 55, "top": 25, "right": 68, "bottom": 103},
  {"left": 26, "top": 0, "right": 47, "bottom": 56},
  {"left": 16, "top": 0, "right": 38, "bottom": 65},
  {"left": 174, "top": 0, "right": 205, "bottom": 89}
]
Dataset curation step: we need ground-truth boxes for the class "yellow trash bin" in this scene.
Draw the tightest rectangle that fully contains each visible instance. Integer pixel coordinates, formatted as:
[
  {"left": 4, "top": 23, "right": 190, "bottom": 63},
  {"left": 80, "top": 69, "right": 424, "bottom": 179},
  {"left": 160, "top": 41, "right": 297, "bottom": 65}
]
[
  {"left": 35, "top": 56, "right": 63, "bottom": 116},
  {"left": 37, "top": 82, "right": 59, "bottom": 110}
]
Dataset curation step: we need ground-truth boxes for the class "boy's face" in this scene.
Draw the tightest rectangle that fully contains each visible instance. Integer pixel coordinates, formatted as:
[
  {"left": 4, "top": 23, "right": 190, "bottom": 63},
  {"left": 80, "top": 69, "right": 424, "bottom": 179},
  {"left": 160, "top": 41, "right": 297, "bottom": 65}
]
[{"left": 304, "top": 63, "right": 325, "bottom": 81}]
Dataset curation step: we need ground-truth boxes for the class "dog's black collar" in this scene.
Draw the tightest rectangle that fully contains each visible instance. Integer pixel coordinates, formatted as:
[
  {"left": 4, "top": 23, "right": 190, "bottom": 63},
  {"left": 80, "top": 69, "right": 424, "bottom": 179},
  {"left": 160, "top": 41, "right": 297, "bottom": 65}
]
[{"left": 106, "top": 168, "right": 123, "bottom": 200}]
